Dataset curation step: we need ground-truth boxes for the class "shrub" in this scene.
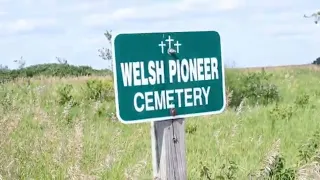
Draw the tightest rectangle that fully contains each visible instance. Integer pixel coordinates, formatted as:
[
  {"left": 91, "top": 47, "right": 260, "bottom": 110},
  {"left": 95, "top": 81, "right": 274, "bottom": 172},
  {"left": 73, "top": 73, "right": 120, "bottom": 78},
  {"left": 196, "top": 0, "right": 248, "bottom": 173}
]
[
  {"left": 294, "top": 93, "right": 310, "bottom": 108},
  {"left": 185, "top": 124, "right": 197, "bottom": 134},
  {"left": 249, "top": 139, "right": 296, "bottom": 179},
  {"left": 298, "top": 131, "right": 320, "bottom": 164},
  {"left": 0, "top": 86, "right": 12, "bottom": 112},
  {"left": 84, "top": 79, "right": 114, "bottom": 101},
  {"left": 57, "top": 84, "right": 74, "bottom": 105},
  {"left": 226, "top": 70, "right": 280, "bottom": 107},
  {"left": 270, "top": 157, "right": 296, "bottom": 180},
  {"left": 268, "top": 104, "right": 294, "bottom": 122}
]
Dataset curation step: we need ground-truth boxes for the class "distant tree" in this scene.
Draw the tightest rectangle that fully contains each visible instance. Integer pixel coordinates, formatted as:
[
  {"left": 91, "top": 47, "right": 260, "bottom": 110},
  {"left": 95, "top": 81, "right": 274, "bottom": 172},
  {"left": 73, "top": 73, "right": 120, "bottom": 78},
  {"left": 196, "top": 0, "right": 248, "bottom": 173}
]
[
  {"left": 98, "top": 30, "right": 113, "bottom": 71},
  {"left": 0, "top": 64, "right": 8, "bottom": 70},
  {"left": 304, "top": 12, "right": 319, "bottom": 65},
  {"left": 304, "top": 11, "right": 320, "bottom": 25},
  {"left": 56, "top": 57, "right": 68, "bottom": 64},
  {"left": 13, "top": 56, "right": 26, "bottom": 69},
  {"left": 312, "top": 57, "right": 320, "bottom": 65}
]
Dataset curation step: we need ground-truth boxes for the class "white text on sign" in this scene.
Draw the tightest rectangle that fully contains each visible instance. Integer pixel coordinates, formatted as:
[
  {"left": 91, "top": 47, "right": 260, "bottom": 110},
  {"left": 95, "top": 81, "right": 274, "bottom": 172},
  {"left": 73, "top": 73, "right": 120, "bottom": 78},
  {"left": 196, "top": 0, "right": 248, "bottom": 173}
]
[
  {"left": 120, "top": 57, "right": 219, "bottom": 86},
  {"left": 133, "top": 87, "right": 211, "bottom": 112},
  {"left": 119, "top": 57, "right": 219, "bottom": 112}
]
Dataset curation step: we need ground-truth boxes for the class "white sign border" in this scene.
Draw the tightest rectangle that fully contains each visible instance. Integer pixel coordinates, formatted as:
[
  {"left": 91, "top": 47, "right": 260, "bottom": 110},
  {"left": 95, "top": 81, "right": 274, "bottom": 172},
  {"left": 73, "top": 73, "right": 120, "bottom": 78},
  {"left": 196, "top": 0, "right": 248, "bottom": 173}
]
[{"left": 112, "top": 30, "right": 227, "bottom": 124}]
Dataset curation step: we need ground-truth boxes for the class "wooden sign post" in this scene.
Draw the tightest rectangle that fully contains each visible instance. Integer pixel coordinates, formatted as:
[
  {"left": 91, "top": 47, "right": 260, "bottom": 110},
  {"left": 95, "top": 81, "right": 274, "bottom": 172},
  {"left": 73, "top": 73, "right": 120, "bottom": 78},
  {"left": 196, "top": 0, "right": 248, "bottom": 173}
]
[{"left": 151, "top": 119, "right": 187, "bottom": 180}]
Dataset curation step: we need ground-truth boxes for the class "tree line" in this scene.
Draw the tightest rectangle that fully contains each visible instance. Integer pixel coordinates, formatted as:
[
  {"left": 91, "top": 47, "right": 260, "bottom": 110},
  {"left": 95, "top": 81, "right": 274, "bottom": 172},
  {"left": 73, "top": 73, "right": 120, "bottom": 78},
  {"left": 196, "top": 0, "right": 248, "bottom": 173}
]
[{"left": 0, "top": 63, "right": 112, "bottom": 84}]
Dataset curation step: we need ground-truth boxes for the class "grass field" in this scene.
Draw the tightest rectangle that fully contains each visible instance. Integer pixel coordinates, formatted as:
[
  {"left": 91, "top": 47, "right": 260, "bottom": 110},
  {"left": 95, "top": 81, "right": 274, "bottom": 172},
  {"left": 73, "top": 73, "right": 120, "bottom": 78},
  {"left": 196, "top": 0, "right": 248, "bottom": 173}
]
[{"left": 0, "top": 65, "right": 320, "bottom": 179}]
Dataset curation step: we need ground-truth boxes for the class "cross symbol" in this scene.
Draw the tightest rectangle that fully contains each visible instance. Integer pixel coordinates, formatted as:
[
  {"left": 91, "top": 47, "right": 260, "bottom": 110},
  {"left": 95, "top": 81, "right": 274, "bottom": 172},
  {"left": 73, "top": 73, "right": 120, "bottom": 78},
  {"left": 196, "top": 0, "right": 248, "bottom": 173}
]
[
  {"left": 165, "top": 36, "right": 174, "bottom": 49},
  {"left": 158, "top": 41, "right": 166, "bottom": 54},
  {"left": 174, "top": 41, "right": 182, "bottom": 53}
]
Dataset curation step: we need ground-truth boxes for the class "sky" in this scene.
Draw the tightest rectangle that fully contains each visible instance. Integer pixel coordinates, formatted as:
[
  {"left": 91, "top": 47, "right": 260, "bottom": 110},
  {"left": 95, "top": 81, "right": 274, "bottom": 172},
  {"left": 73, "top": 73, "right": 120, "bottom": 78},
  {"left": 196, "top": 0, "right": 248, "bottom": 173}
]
[{"left": 0, "top": 0, "right": 319, "bottom": 69}]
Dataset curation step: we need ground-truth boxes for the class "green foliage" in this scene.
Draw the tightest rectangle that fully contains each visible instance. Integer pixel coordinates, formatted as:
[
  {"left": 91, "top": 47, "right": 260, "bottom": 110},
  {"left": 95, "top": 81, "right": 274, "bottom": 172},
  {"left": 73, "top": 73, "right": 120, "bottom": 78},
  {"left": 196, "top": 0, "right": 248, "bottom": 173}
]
[
  {"left": 98, "top": 30, "right": 113, "bottom": 70},
  {"left": 268, "top": 104, "right": 293, "bottom": 132},
  {"left": 94, "top": 101, "right": 115, "bottom": 119},
  {"left": 83, "top": 79, "right": 114, "bottom": 101},
  {"left": 226, "top": 70, "right": 280, "bottom": 107},
  {"left": 199, "top": 160, "right": 238, "bottom": 180},
  {"left": 56, "top": 84, "right": 76, "bottom": 106},
  {"left": 0, "top": 86, "right": 12, "bottom": 112},
  {"left": 199, "top": 161, "right": 212, "bottom": 179},
  {"left": 0, "top": 63, "right": 112, "bottom": 84},
  {"left": 250, "top": 152, "right": 296, "bottom": 179},
  {"left": 215, "top": 160, "right": 238, "bottom": 180},
  {"left": 268, "top": 104, "right": 293, "bottom": 121},
  {"left": 96, "top": 102, "right": 107, "bottom": 117},
  {"left": 251, "top": 131, "right": 320, "bottom": 179},
  {"left": 298, "top": 131, "right": 320, "bottom": 164},
  {"left": 269, "top": 156, "right": 296, "bottom": 180},
  {"left": 186, "top": 124, "right": 197, "bottom": 134},
  {"left": 294, "top": 93, "right": 310, "bottom": 108},
  {"left": 315, "top": 90, "right": 320, "bottom": 97}
]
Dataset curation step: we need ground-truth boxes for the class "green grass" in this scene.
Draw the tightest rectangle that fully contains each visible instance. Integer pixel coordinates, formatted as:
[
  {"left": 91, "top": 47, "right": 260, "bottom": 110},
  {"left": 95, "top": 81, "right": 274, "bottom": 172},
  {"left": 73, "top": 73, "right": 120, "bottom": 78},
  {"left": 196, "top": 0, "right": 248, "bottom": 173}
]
[{"left": 0, "top": 66, "right": 320, "bottom": 179}]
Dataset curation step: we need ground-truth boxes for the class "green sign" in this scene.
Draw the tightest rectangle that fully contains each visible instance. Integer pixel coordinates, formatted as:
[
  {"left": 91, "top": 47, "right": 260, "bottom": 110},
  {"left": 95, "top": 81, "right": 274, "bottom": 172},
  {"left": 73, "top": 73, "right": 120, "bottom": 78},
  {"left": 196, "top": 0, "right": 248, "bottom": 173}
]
[{"left": 112, "top": 30, "right": 226, "bottom": 124}]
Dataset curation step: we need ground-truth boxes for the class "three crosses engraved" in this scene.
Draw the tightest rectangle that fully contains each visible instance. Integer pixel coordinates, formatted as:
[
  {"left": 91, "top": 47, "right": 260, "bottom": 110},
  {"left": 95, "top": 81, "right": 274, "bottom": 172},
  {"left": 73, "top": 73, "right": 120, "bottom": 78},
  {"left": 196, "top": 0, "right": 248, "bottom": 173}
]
[{"left": 158, "top": 36, "right": 182, "bottom": 54}]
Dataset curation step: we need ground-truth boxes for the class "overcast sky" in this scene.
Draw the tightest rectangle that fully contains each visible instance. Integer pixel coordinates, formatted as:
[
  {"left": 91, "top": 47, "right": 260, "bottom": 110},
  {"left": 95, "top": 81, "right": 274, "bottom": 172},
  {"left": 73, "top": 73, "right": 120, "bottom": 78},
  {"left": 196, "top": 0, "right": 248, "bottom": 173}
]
[{"left": 0, "top": 0, "right": 319, "bottom": 69}]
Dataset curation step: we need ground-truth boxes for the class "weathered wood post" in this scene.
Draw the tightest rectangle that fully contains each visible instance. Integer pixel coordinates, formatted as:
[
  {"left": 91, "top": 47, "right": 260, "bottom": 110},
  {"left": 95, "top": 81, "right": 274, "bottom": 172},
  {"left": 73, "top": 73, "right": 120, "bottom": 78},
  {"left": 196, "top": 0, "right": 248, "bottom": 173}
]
[{"left": 151, "top": 118, "right": 187, "bottom": 180}]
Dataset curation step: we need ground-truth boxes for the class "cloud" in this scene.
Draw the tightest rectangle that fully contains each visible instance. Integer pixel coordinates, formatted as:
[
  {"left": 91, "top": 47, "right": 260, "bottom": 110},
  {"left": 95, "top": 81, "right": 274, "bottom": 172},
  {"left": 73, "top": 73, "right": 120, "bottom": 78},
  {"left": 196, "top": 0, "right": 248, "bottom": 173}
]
[
  {"left": 0, "top": 18, "right": 57, "bottom": 35},
  {"left": 58, "top": 0, "right": 111, "bottom": 13},
  {"left": 82, "top": 0, "right": 244, "bottom": 27},
  {"left": 179, "top": 0, "right": 243, "bottom": 11}
]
